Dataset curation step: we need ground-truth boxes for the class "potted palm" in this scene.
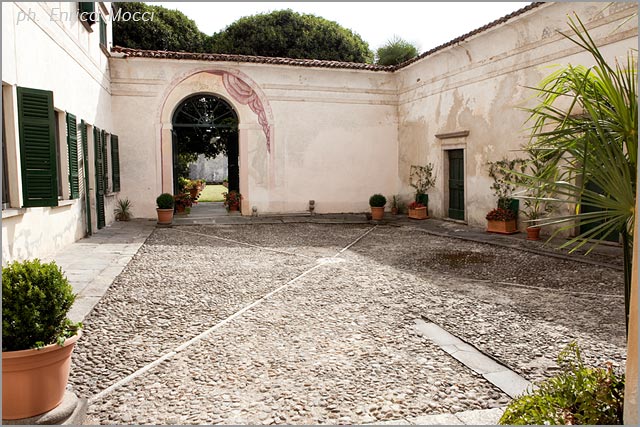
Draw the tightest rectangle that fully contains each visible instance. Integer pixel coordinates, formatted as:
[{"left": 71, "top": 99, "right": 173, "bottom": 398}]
[
  {"left": 2, "top": 259, "right": 82, "bottom": 420},
  {"left": 410, "top": 163, "right": 436, "bottom": 214},
  {"left": 369, "top": 194, "right": 386, "bottom": 220},
  {"left": 156, "top": 193, "right": 174, "bottom": 224}
]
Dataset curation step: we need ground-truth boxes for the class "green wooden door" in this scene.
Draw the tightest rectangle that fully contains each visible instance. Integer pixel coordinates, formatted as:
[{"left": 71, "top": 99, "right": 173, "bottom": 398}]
[
  {"left": 94, "top": 127, "right": 105, "bottom": 229},
  {"left": 81, "top": 120, "right": 92, "bottom": 235},
  {"left": 448, "top": 149, "right": 465, "bottom": 220},
  {"left": 580, "top": 180, "right": 619, "bottom": 243}
]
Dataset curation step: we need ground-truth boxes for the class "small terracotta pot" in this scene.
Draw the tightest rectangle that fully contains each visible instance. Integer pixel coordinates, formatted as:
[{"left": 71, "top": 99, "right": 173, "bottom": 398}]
[
  {"left": 526, "top": 226, "right": 541, "bottom": 241},
  {"left": 370, "top": 206, "right": 385, "bottom": 220},
  {"left": 391, "top": 207, "right": 398, "bottom": 215},
  {"left": 156, "top": 208, "right": 174, "bottom": 224},
  {"left": 189, "top": 188, "right": 198, "bottom": 200},
  {"left": 229, "top": 204, "right": 239, "bottom": 212},
  {"left": 175, "top": 203, "right": 186, "bottom": 214},
  {"left": 2, "top": 332, "right": 81, "bottom": 420}
]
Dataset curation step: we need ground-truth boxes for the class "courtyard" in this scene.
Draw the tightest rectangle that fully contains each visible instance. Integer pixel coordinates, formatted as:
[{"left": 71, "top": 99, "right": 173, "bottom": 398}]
[{"left": 66, "top": 222, "right": 626, "bottom": 425}]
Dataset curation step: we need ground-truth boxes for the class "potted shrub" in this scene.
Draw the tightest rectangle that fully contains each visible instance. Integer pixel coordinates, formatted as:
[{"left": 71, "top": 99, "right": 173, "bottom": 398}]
[
  {"left": 173, "top": 193, "right": 193, "bottom": 214},
  {"left": 410, "top": 163, "right": 436, "bottom": 211},
  {"left": 369, "top": 194, "right": 386, "bottom": 220},
  {"left": 408, "top": 201, "right": 428, "bottom": 220},
  {"left": 488, "top": 157, "right": 525, "bottom": 218},
  {"left": 518, "top": 149, "right": 557, "bottom": 241},
  {"left": 486, "top": 207, "right": 518, "bottom": 234},
  {"left": 156, "top": 193, "right": 174, "bottom": 224},
  {"left": 185, "top": 180, "right": 199, "bottom": 200},
  {"left": 223, "top": 190, "right": 242, "bottom": 212},
  {"left": 2, "top": 259, "right": 82, "bottom": 420}
]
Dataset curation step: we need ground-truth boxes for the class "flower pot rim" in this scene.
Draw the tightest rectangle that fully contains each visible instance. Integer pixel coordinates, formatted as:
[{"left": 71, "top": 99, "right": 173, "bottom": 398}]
[
  {"left": 156, "top": 208, "right": 174, "bottom": 212},
  {"left": 2, "top": 331, "right": 81, "bottom": 359}
]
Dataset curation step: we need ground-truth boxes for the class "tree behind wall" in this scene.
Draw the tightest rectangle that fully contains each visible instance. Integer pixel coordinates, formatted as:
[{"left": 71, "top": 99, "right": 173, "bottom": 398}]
[
  {"left": 112, "top": 2, "right": 207, "bottom": 52},
  {"left": 207, "top": 9, "right": 374, "bottom": 63},
  {"left": 376, "top": 35, "right": 419, "bottom": 66}
]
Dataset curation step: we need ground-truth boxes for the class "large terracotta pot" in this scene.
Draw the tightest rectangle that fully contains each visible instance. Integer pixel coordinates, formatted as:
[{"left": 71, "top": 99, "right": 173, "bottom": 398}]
[
  {"left": 370, "top": 206, "right": 385, "bottom": 220},
  {"left": 526, "top": 226, "right": 541, "bottom": 241},
  {"left": 408, "top": 207, "right": 428, "bottom": 220},
  {"left": 189, "top": 188, "right": 198, "bottom": 200},
  {"left": 156, "top": 208, "right": 174, "bottom": 224},
  {"left": 228, "top": 204, "right": 239, "bottom": 212},
  {"left": 2, "top": 332, "right": 81, "bottom": 420},
  {"left": 487, "top": 219, "right": 518, "bottom": 234}
]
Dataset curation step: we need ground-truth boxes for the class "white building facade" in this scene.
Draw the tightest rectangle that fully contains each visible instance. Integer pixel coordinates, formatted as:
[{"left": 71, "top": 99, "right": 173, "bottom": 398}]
[{"left": 2, "top": 1, "right": 638, "bottom": 262}]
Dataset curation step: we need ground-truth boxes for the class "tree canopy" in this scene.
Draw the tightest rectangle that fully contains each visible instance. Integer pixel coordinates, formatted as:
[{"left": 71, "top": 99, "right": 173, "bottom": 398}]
[
  {"left": 112, "top": 2, "right": 207, "bottom": 52},
  {"left": 376, "top": 35, "right": 419, "bottom": 66},
  {"left": 207, "top": 9, "right": 374, "bottom": 63}
]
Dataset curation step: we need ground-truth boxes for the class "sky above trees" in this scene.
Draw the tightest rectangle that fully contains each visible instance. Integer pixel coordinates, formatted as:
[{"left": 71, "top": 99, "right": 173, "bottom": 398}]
[{"left": 148, "top": 2, "right": 528, "bottom": 52}]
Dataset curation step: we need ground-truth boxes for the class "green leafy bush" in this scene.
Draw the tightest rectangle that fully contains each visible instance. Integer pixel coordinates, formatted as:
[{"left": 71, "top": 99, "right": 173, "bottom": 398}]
[
  {"left": 2, "top": 259, "right": 81, "bottom": 351},
  {"left": 499, "top": 342, "right": 624, "bottom": 425},
  {"left": 156, "top": 193, "right": 175, "bottom": 209},
  {"left": 369, "top": 194, "right": 387, "bottom": 207}
]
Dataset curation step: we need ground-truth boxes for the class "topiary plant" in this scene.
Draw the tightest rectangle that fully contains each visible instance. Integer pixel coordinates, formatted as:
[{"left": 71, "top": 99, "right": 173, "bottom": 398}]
[
  {"left": 499, "top": 342, "right": 624, "bottom": 425},
  {"left": 369, "top": 194, "right": 387, "bottom": 207},
  {"left": 2, "top": 259, "right": 81, "bottom": 352},
  {"left": 156, "top": 193, "right": 175, "bottom": 209}
]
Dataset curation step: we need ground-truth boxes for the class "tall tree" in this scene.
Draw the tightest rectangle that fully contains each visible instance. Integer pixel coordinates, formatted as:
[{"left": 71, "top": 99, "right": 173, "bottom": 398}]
[
  {"left": 207, "top": 9, "right": 374, "bottom": 63},
  {"left": 113, "top": 2, "right": 207, "bottom": 52},
  {"left": 376, "top": 35, "right": 419, "bottom": 66}
]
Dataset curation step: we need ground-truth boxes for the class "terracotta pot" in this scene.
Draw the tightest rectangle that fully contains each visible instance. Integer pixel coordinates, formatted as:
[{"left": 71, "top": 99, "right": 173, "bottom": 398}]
[
  {"left": 156, "top": 208, "right": 174, "bottom": 224},
  {"left": 408, "top": 206, "right": 428, "bottom": 220},
  {"left": 175, "top": 203, "right": 186, "bottom": 214},
  {"left": 2, "top": 332, "right": 81, "bottom": 420},
  {"left": 370, "top": 206, "right": 385, "bottom": 220},
  {"left": 526, "top": 226, "right": 541, "bottom": 241},
  {"left": 391, "top": 207, "right": 398, "bottom": 215},
  {"left": 487, "top": 219, "right": 518, "bottom": 234},
  {"left": 228, "top": 204, "right": 239, "bottom": 212},
  {"left": 189, "top": 188, "right": 198, "bottom": 200}
]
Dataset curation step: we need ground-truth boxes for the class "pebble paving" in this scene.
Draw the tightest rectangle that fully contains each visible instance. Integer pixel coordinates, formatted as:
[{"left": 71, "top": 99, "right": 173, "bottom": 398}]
[{"left": 70, "top": 223, "right": 626, "bottom": 424}]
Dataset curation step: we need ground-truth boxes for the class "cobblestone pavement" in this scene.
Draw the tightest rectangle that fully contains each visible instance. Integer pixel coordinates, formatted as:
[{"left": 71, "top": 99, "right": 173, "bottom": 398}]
[{"left": 70, "top": 223, "right": 625, "bottom": 424}]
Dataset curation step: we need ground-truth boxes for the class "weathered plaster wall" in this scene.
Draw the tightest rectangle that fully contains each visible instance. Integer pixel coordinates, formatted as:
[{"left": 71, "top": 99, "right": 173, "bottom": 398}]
[
  {"left": 110, "top": 61, "right": 398, "bottom": 216},
  {"left": 1, "top": 2, "right": 116, "bottom": 263},
  {"left": 394, "top": 1, "right": 638, "bottom": 228}
]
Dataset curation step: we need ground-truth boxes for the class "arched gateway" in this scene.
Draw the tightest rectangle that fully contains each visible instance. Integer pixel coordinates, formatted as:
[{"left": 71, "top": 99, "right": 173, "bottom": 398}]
[{"left": 171, "top": 94, "right": 239, "bottom": 194}]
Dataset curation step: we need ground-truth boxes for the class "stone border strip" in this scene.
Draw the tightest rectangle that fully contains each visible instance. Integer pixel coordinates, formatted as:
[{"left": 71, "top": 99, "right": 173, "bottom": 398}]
[
  {"left": 414, "top": 319, "right": 532, "bottom": 399},
  {"left": 364, "top": 407, "right": 506, "bottom": 425},
  {"left": 88, "top": 226, "right": 377, "bottom": 405}
]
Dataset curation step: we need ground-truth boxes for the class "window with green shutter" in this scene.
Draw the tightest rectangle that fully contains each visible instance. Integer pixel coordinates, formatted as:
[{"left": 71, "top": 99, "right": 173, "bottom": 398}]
[
  {"left": 101, "top": 130, "right": 108, "bottom": 192},
  {"left": 17, "top": 87, "right": 58, "bottom": 208},
  {"left": 94, "top": 126, "right": 105, "bottom": 229},
  {"left": 78, "top": 2, "right": 96, "bottom": 25},
  {"left": 66, "top": 113, "right": 80, "bottom": 199},
  {"left": 111, "top": 135, "right": 120, "bottom": 192},
  {"left": 99, "top": 15, "right": 107, "bottom": 47}
]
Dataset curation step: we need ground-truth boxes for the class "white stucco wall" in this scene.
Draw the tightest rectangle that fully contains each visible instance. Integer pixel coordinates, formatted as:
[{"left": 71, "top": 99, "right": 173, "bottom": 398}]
[
  {"left": 2, "top": 2, "right": 116, "bottom": 263},
  {"left": 394, "top": 1, "right": 638, "bottom": 228},
  {"left": 110, "top": 61, "right": 398, "bottom": 216}
]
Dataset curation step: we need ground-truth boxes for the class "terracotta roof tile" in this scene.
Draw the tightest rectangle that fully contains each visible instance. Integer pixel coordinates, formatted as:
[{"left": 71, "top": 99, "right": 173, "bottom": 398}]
[{"left": 111, "top": 2, "right": 544, "bottom": 72}]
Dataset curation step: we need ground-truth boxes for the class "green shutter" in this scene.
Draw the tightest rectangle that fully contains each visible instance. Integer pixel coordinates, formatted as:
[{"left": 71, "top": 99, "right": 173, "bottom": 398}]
[
  {"left": 94, "top": 127, "right": 105, "bottom": 229},
  {"left": 99, "top": 15, "right": 107, "bottom": 46},
  {"left": 66, "top": 113, "right": 80, "bottom": 199},
  {"left": 17, "top": 87, "right": 58, "bottom": 208},
  {"left": 101, "top": 130, "right": 108, "bottom": 192},
  {"left": 78, "top": 2, "right": 96, "bottom": 25},
  {"left": 81, "top": 120, "right": 92, "bottom": 235},
  {"left": 111, "top": 135, "right": 120, "bottom": 192}
]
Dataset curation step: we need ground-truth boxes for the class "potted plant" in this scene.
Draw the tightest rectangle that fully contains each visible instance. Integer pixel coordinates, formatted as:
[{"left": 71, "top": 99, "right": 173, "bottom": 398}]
[
  {"left": 369, "top": 194, "right": 386, "bottom": 220},
  {"left": 410, "top": 163, "right": 436, "bottom": 211},
  {"left": 2, "top": 259, "right": 82, "bottom": 420},
  {"left": 408, "top": 201, "right": 428, "bottom": 220},
  {"left": 174, "top": 193, "right": 193, "bottom": 214},
  {"left": 390, "top": 195, "right": 399, "bottom": 215},
  {"left": 488, "top": 157, "right": 526, "bottom": 216},
  {"left": 223, "top": 190, "right": 242, "bottom": 212},
  {"left": 517, "top": 149, "right": 557, "bottom": 241},
  {"left": 114, "top": 198, "right": 133, "bottom": 221},
  {"left": 486, "top": 207, "right": 518, "bottom": 234},
  {"left": 156, "top": 193, "right": 174, "bottom": 224}
]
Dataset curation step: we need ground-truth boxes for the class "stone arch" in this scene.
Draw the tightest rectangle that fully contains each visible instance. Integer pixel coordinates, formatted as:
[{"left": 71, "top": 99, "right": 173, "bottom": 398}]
[{"left": 158, "top": 69, "right": 275, "bottom": 211}]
